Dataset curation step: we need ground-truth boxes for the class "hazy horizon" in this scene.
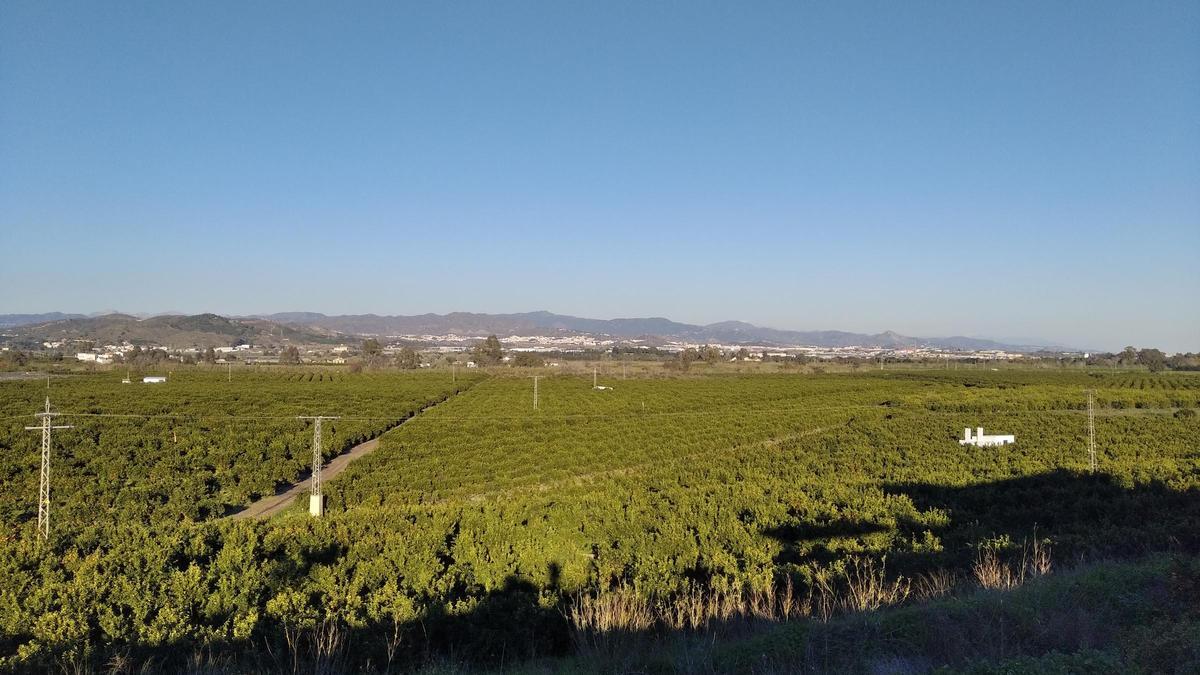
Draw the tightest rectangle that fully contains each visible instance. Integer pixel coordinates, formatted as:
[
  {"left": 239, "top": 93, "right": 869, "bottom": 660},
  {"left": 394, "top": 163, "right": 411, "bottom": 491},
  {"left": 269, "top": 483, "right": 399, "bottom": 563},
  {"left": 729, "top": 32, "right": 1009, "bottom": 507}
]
[
  {"left": 2, "top": 3, "right": 1197, "bottom": 352},
  {"left": 0, "top": 306, "right": 1161, "bottom": 352}
]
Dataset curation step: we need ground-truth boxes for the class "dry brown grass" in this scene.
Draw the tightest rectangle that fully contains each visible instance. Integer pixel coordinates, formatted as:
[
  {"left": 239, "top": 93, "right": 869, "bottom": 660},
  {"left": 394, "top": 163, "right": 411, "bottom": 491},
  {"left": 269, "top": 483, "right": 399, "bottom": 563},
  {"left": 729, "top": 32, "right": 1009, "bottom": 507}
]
[
  {"left": 843, "top": 556, "right": 911, "bottom": 612},
  {"left": 973, "top": 546, "right": 1018, "bottom": 590},
  {"left": 569, "top": 576, "right": 806, "bottom": 649},
  {"left": 573, "top": 557, "right": 916, "bottom": 639},
  {"left": 572, "top": 543, "right": 1054, "bottom": 664},
  {"left": 974, "top": 537, "right": 1052, "bottom": 590},
  {"left": 568, "top": 584, "right": 656, "bottom": 636},
  {"left": 812, "top": 556, "right": 911, "bottom": 618},
  {"left": 913, "top": 567, "right": 960, "bottom": 601}
]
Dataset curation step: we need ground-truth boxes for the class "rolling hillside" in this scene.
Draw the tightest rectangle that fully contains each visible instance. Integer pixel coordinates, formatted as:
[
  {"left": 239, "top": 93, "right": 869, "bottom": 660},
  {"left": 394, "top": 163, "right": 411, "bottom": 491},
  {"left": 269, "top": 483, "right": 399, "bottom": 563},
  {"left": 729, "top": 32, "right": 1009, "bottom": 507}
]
[{"left": 3, "top": 313, "right": 343, "bottom": 348}]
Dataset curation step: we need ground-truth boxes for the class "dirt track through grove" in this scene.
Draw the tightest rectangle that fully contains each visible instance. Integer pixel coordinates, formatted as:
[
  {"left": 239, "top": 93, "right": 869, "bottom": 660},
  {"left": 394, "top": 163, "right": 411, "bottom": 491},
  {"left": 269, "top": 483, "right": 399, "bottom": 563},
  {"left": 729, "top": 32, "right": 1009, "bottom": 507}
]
[{"left": 227, "top": 435, "right": 388, "bottom": 520}]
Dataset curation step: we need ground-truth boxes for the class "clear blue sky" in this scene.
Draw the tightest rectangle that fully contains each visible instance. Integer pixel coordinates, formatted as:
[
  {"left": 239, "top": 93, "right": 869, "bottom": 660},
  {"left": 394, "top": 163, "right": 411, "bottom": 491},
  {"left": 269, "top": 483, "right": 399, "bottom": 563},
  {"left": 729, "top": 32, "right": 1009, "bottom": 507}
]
[{"left": 2, "top": 2, "right": 1197, "bottom": 352}]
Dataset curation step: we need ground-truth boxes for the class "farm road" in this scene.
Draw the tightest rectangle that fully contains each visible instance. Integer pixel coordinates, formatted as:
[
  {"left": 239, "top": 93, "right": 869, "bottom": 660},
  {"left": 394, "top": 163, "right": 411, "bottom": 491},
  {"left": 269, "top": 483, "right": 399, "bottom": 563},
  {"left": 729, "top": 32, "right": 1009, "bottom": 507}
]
[
  {"left": 226, "top": 390, "right": 467, "bottom": 520},
  {"left": 228, "top": 435, "right": 386, "bottom": 520}
]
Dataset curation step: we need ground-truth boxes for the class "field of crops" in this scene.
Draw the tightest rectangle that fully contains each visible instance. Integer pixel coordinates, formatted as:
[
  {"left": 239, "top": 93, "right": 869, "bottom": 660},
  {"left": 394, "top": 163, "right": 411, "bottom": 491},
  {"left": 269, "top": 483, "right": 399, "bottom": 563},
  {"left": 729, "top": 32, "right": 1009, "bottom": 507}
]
[
  {"left": 325, "top": 371, "right": 1200, "bottom": 593},
  {"left": 0, "top": 368, "right": 1197, "bottom": 672},
  {"left": 0, "top": 371, "right": 479, "bottom": 536}
]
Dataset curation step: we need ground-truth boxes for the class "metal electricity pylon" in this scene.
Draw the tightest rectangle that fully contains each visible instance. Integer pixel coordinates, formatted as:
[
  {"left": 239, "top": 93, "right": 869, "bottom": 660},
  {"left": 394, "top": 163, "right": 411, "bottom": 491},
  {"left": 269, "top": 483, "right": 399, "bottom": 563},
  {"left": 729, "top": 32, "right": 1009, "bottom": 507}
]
[
  {"left": 24, "top": 398, "right": 72, "bottom": 539},
  {"left": 298, "top": 415, "right": 340, "bottom": 516},
  {"left": 1087, "top": 390, "right": 1097, "bottom": 473}
]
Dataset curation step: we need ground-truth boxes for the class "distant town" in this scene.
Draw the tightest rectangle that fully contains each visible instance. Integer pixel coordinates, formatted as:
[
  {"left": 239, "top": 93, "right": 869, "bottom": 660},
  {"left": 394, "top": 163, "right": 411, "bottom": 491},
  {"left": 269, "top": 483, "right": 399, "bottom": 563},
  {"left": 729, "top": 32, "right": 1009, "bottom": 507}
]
[
  {"left": 35, "top": 334, "right": 1031, "bottom": 368},
  {"left": 4, "top": 312, "right": 1194, "bottom": 373}
]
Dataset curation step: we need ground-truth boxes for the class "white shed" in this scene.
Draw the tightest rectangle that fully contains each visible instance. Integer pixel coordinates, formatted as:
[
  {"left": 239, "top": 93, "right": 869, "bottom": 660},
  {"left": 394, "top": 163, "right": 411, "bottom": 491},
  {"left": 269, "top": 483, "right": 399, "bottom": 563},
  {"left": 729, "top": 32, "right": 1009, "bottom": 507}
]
[
  {"left": 143, "top": 376, "right": 167, "bottom": 384},
  {"left": 959, "top": 427, "right": 1014, "bottom": 447}
]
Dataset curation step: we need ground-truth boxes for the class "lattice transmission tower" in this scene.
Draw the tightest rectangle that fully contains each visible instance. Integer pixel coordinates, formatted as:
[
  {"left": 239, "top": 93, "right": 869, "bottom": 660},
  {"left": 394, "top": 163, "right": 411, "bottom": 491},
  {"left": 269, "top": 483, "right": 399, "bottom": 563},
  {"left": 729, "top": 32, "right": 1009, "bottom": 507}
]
[
  {"left": 24, "top": 398, "right": 72, "bottom": 539},
  {"left": 299, "top": 415, "right": 339, "bottom": 517},
  {"left": 1087, "top": 390, "right": 1097, "bottom": 473}
]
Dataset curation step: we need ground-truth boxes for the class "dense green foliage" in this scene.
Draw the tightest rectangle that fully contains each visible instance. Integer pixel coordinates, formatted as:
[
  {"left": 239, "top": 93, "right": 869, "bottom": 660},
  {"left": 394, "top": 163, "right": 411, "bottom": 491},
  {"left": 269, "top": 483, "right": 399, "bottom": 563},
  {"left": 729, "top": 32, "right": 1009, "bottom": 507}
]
[
  {"left": 328, "top": 371, "right": 1200, "bottom": 596},
  {"left": 0, "top": 368, "right": 1197, "bottom": 672},
  {"left": 0, "top": 371, "right": 479, "bottom": 534}
]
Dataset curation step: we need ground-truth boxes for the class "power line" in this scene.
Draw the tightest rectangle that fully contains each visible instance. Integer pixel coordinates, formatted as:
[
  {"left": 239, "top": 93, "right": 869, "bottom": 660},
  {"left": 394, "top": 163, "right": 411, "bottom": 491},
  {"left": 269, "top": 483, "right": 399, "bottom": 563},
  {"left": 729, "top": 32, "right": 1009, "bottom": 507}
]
[
  {"left": 3, "top": 402, "right": 1125, "bottom": 425},
  {"left": 13, "top": 411, "right": 419, "bottom": 422},
  {"left": 11, "top": 401, "right": 883, "bottom": 422}
]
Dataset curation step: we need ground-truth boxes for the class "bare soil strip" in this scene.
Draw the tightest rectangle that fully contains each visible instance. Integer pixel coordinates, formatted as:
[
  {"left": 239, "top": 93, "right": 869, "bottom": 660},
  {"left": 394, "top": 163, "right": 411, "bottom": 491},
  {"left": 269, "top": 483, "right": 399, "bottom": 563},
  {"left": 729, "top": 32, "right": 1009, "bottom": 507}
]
[
  {"left": 228, "top": 436, "right": 386, "bottom": 520},
  {"left": 226, "top": 394, "right": 461, "bottom": 520}
]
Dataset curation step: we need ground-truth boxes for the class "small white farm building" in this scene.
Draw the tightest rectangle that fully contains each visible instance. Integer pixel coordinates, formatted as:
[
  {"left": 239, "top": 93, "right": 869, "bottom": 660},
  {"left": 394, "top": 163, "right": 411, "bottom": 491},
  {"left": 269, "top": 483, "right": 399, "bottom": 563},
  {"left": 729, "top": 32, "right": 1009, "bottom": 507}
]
[
  {"left": 143, "top": 376, "right": 167, "bottom": 384},
  {"left": 959, "top": 427, "right": 1014, "bottom": 447}
]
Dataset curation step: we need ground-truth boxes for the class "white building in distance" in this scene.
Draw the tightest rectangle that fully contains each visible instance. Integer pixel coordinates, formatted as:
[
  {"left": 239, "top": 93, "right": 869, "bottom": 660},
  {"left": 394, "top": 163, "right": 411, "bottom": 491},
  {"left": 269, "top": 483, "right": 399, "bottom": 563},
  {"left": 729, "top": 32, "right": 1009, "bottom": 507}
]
[
  {"left": 960, "top": 427, "right": 1014, "bottom": 447},
  {"left": 143, "top": 376, "right": 167, "bottom": 384}
]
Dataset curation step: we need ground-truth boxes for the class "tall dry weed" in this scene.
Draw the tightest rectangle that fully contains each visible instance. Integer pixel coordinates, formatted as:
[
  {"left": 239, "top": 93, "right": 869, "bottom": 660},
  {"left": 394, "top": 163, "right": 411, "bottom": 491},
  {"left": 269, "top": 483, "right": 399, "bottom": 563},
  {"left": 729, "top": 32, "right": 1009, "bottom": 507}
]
[
  {"left": 842, "top": 556, "right": 911, "bottom": 612},
  {"left": 974, "top": 537, "right": 1052, "bottom": 590},
  {"left": 913, "top": 568, "right": 959, "bottom": 600},
  {"left": 569, "top": 577, "right": 805, "bottom": 646}
]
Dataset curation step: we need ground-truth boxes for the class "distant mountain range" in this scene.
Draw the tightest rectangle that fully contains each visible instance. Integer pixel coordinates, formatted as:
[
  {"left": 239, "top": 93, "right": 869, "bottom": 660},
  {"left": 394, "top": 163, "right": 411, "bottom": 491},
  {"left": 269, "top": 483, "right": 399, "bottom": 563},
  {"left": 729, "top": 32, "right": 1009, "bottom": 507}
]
[
  {"left": 256, "top": 310, "right": 1058, "bottom": 352},
  {"left": 0, "top": 312, "right": 87, "bottom": 328},
  {"left": 0, "top": 310, "right": 1068, "bottom": 352}
]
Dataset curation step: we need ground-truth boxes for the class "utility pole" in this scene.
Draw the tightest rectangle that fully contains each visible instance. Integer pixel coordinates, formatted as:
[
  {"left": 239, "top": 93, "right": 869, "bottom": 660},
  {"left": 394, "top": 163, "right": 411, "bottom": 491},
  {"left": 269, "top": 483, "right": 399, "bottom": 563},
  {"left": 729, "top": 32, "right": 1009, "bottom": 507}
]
[
  {"left": 1087, "top": 390, "right": 1097, "bottom": 473},
  {"left": 298, "top": 416, "right": 340, "bottom": 517},
  {"left": 227, "top": 362, "right": 232, "bottom": 382},
  {"left": 24, "top": 398, "right": 71, "bottom": 539},
  {"left": 532, "top": 375, "right": 540, "bottom": 409},
  {"left": 593, "top": 366, "right": 597, "bottom": 389}
]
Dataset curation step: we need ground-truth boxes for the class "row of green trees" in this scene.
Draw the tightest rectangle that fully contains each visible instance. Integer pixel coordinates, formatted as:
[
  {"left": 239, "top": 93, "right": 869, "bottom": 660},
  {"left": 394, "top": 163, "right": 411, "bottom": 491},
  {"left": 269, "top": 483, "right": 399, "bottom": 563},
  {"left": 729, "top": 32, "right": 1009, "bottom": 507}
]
[{"left": 1087, "top": 347, "right": 1200, "bottom": 372}]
